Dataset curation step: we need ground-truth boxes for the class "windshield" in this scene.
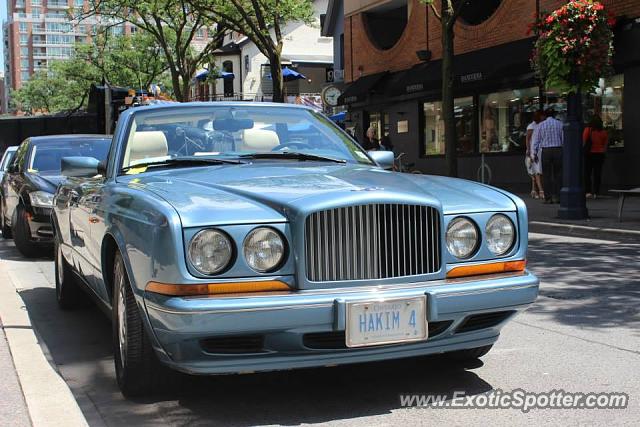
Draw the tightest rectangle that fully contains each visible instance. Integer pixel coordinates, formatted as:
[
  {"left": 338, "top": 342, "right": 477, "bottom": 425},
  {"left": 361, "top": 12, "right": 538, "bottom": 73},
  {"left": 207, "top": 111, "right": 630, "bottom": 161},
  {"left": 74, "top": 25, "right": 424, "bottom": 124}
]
[
  {"left": 28, "top": 138, "right": 111, "bottom": 175},
  {"left": 120, "top": 106, "right": 372, "bottom": 170}
]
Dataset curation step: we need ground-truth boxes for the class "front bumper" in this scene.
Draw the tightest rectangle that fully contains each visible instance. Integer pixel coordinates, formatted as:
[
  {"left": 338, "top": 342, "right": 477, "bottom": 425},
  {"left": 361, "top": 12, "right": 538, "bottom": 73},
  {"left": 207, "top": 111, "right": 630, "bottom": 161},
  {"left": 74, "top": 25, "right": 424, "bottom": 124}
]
[
  {"left": 144, "top": 271, "right": 538, "bottom": 375},
  {"left": 27, "top": 208, "right": 54, "bottom": 242}
]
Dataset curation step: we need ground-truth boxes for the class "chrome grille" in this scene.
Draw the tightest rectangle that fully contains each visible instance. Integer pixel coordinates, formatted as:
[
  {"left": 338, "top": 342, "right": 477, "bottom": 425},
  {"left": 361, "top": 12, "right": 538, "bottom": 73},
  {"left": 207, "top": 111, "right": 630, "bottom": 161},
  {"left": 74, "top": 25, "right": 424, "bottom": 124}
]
[{"left": 305, "top": 204, "right": 441, "bottom": 282}]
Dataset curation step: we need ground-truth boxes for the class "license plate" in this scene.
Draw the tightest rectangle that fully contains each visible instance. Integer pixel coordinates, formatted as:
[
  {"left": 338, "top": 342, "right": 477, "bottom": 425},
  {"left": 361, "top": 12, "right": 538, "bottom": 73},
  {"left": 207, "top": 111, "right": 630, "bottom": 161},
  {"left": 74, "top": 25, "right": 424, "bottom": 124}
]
[{"left": 345, "top": 296, "right": 428, "bottom": 348}]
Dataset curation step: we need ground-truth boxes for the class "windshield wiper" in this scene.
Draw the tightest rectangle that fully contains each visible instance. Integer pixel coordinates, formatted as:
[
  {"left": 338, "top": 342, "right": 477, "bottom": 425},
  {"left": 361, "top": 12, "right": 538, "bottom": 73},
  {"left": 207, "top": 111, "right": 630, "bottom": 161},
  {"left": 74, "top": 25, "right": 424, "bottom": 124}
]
[
  {"left": 121, "top": 156, "right": 243, "bottom": 173},
  {"left": 238, "top": 152, "right": 347, "bottom": 164}
]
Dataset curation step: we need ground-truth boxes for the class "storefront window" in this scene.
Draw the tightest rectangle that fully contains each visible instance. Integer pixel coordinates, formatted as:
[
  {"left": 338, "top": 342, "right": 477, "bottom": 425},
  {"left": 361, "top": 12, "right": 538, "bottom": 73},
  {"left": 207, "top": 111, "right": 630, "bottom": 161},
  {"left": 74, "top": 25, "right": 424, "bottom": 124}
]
[
  {"left": 423, "top": 97, "right": 475, "bottom": 156},
  {"left": 368, "top": 112, "right": 389, "bottom": 141},
  {"left": 479, "top": 87, "right": 539, "bottom": 153},
  {"left": 543, "top": 89, "right": 567, "bottom": 122},
  {"left": 585, "top": 74, "right": 624, "bottom": 149}
]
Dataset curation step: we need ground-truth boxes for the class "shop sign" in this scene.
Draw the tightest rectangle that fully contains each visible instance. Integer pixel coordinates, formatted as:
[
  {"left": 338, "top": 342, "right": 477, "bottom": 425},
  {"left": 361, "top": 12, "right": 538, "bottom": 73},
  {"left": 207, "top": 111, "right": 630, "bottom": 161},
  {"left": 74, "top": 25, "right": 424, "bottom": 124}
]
[
  {"left": 460, "top": 72, "right": 483, "bottom": 84},
  {"left": 406, "top": 83, "right": 424, "bottom": 93}
]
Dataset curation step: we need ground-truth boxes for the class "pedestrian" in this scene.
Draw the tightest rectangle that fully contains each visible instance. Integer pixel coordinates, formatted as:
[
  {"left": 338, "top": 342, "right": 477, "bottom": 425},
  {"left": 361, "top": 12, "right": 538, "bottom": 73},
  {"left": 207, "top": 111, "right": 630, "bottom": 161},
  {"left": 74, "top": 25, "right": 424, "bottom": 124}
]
[
  {"left": 525, "top": 110, "right": 545, "bottom": 199},
  {"left": 362, "top": 127, "right": 380, "bottom": 151},
  {"left": 583, "top": 114, "right": 608, "bottom": 199},
  {"left": 532, "top": 108, "right": 564, "bottom": 204}
]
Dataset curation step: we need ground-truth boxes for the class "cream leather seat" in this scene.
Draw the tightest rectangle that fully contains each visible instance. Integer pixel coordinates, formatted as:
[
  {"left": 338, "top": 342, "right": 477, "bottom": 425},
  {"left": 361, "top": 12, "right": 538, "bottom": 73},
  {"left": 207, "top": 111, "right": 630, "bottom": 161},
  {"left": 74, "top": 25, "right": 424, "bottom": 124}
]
[
  {"left": 240, "top": 128, "right": 280, "bottom": 152},
  {"left": 125, "top": 131, "right": 169, "bottom": 166}
]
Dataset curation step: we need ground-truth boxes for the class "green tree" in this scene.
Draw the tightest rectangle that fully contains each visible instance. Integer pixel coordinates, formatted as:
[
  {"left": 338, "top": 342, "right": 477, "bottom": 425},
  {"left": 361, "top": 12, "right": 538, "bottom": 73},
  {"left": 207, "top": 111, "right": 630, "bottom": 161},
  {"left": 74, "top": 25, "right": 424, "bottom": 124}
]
[
  {"left": 422, "top": 0, "right": 468, "bottom": 177},
  {"left": 75, "top": 31, "right": 170, "bottom": 92},
  {"left": 12, "top": 59, "right": 100, "bottom": 114},
  {"left": 85, "top": 0, "right": 226, "bottom": 101},
  {"left": 190, "top": 0, "right": 315, "bottom": 102},
  {"left": 12, "top": 32, "right": 172, "bottom": 114}
]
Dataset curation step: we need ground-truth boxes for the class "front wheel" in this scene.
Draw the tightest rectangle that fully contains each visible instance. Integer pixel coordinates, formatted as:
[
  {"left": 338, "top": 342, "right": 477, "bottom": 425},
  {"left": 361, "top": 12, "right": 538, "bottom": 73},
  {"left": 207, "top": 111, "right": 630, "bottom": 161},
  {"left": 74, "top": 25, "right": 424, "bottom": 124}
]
[
  {"left": 0, "top": 204, "right": 11, "bottom": 239},
  {"left": 12, "top": 205, "right": 41, "bottom": 257},
  {"left": 54, "top": 239, "right": 87, "bottom": 310},
  {"left": 113, "top": 252, "right": 169, "bottom": 397}
]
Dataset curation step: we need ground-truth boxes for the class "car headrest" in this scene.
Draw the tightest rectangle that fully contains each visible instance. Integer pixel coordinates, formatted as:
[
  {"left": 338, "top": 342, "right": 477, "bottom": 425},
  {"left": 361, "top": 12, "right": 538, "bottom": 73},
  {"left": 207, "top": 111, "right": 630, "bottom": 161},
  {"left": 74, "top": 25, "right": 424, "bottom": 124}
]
[
  {"left": 129, "top": 131, "right": 168, "bottom": 164},
  {"left": 241, "top": 128, "right": 280, "bottom": 151}
]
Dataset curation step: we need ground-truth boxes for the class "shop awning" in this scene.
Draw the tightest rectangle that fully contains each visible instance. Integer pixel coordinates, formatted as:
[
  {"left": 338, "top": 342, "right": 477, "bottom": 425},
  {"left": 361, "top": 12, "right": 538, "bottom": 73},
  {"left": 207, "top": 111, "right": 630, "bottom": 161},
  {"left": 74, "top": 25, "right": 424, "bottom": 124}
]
[
  {"left": 338, "top": 72, "right": 388, "bottom": 104},
  {"left": 383, "top": 38, "right": 537, "bottom": 98}
]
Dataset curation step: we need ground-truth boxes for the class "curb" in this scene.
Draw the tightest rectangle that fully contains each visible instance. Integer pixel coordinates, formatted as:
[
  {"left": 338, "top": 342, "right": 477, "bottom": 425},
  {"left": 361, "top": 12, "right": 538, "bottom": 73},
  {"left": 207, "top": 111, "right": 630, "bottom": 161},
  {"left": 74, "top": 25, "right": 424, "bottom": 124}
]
[
  {"left": 0, "top": 263, "right": 88, "bottom": 427},
  {"left": 529, "top": 220, "right": 640, "bottom": 241}
]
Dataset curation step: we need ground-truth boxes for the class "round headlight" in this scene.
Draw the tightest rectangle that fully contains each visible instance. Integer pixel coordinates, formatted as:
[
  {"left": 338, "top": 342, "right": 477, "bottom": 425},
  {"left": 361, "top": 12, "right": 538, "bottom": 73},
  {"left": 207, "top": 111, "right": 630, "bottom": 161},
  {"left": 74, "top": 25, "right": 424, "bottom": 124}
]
[
  {"left": 244, "top": 227, "right": 285, "bottom": 273},
  {"left": 446, "top": 217, "right": 479, "bottom": 259},
  {"left": 485, "top": 214, "right": 515, "bottom": 255},
  {"left": 188, "top": 229, "right": 234, "bottom": 275}
]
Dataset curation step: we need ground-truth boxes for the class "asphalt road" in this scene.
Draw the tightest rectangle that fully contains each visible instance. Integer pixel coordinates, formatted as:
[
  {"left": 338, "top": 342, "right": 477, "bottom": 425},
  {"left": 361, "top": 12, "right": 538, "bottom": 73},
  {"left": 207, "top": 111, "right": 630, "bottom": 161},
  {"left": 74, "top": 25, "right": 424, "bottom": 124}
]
[{"left": 1, "top": 231, "right": 638, "bottom": 426}]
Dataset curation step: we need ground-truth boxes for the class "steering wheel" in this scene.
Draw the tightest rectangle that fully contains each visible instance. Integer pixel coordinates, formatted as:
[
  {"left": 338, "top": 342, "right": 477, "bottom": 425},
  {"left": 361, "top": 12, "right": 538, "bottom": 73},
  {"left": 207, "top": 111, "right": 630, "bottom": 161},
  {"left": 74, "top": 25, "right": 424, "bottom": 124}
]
[
  {"left": 271, "top": 141, "right": 313, "bottom": 152},
  {"left": 175, "top": 127, "right": 205, "bottom": 155}
]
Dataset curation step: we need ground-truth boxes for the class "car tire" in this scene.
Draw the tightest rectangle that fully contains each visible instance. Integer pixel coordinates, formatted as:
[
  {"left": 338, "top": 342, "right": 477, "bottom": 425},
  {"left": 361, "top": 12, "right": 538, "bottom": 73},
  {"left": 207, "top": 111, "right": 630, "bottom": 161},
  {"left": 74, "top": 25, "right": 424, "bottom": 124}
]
[
  {"left": 447, "top": 344, "right": 494, "bottom": 361},
  {"left": 54, "top": 238, "right": 87, "bottom": 310},
  {"left": 12, "top": 204, "right": 41, "bottom": 258},
  {"left": 1, "top": 207, "right": 11, "bottom": 239},
  {"left": 113, "top": 252, "right": 170, "bottom": 397}
]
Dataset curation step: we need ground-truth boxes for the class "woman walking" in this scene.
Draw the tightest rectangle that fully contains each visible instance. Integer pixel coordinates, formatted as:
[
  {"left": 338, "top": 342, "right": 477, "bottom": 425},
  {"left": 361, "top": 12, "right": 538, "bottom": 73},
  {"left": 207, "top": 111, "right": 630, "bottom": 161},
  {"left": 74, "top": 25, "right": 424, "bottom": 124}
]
[
  {"left": 583, "top": 115, "right": 608, "bottom": 199},
  {"left": 525, "top": 110, "right": 544, "bottom": 199}
]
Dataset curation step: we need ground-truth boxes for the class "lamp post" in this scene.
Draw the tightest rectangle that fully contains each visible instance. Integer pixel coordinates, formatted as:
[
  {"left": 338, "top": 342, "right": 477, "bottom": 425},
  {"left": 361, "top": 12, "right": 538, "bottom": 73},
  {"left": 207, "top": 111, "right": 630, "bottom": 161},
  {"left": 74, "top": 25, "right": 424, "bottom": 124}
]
[{"left": 558, "top": 74, "right": 588, "bottom": 219}]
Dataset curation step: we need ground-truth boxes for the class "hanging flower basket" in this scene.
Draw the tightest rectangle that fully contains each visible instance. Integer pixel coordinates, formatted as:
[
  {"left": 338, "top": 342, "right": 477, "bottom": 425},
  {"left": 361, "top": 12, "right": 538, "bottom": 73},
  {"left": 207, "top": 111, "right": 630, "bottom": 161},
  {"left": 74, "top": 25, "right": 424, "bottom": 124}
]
[{"left": 530, "top": 0, "right": 615, "bottom": 94}]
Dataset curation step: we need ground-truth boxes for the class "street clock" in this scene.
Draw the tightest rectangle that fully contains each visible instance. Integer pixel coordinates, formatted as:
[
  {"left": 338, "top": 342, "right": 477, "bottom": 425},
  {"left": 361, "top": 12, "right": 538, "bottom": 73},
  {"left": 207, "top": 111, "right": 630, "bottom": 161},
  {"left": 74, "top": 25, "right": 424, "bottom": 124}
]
[{"left": 322, "top": 85, "right": 342, "bottom": 107}]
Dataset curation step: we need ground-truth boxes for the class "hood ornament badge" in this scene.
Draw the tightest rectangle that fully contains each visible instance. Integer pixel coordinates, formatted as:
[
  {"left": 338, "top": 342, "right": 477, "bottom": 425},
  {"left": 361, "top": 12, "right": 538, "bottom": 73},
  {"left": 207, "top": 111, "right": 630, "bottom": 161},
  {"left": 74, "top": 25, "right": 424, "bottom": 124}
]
[{"left": 351, "top": 186, "right": 384, "bottom": 192}]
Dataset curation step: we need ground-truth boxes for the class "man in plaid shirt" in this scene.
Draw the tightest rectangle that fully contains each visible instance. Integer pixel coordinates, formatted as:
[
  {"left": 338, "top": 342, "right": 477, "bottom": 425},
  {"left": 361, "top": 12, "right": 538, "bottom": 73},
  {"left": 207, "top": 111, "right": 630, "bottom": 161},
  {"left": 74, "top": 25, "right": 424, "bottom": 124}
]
[{"left": 532, "top": 109, "right": 564, "bottom": 203}]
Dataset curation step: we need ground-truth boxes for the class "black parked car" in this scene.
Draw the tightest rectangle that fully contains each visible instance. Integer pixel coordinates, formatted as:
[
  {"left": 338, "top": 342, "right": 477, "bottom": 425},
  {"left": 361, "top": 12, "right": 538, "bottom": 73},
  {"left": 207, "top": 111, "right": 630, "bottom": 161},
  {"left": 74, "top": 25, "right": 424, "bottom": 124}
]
[{"left": 0, "top": 135, "right": 111, "bottom": 257}]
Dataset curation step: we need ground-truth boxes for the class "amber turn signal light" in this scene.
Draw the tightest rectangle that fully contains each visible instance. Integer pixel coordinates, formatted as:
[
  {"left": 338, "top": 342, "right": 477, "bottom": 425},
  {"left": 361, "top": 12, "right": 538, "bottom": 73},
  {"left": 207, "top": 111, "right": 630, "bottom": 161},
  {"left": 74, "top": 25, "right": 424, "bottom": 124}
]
[
  {"left": 146, "top": 280, "right": 291, "bottom": 296},
  {"left": 446, "top": 260, "right": 527, "bottom": 279}
]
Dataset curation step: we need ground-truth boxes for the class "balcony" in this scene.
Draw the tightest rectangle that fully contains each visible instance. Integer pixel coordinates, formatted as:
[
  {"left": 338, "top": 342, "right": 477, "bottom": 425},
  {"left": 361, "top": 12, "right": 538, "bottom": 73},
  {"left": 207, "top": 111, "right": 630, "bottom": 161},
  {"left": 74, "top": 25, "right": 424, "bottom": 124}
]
[{"left": 47, "top": 2, "right": 69, "bottom": 9}]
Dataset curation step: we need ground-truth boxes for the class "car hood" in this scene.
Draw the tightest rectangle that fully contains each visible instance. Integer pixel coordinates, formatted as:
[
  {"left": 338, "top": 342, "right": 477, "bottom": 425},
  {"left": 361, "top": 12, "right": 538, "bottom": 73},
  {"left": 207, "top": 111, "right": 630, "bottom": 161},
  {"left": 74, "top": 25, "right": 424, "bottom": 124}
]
[
  {"left": 26, "top": 173, "right": 65, "bottom": 194},
  {"left": 118, "top": 163, "right": 516, "bottom": 227}
]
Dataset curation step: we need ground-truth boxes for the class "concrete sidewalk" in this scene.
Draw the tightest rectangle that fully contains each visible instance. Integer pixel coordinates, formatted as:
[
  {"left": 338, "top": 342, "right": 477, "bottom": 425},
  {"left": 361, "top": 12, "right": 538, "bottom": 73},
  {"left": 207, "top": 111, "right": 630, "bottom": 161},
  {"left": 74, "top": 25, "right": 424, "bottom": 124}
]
[
  {"left": 0, "top": 252, "right": 88, "bottom": 427},
  {"left": 0, "top": 319, "right": 31, "bottom": 427},
  {"left": 522, "top": 192, "right": 640, "bottom": 240}
]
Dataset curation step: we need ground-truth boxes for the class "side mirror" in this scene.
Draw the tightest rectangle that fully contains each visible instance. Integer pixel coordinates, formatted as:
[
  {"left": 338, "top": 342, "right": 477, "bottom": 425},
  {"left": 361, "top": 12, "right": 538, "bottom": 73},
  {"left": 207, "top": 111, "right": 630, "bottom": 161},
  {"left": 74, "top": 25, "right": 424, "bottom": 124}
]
[
  {"left": 368, "top": 150, "right": 395, "bottom": 170},
  {"left": 6, "top": 163, "right": 17, "bottom": 174},
  {"left": 61, "top": 156, "right": 101, "bottom": 178}
]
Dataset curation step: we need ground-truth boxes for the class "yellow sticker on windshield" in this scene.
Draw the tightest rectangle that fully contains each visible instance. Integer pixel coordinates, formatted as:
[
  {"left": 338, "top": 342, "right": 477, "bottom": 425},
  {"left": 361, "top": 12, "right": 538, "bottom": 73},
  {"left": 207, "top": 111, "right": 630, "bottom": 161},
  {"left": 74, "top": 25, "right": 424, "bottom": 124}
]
[{"left": 125, "top": 166, "right": 148, "bottom": 175}]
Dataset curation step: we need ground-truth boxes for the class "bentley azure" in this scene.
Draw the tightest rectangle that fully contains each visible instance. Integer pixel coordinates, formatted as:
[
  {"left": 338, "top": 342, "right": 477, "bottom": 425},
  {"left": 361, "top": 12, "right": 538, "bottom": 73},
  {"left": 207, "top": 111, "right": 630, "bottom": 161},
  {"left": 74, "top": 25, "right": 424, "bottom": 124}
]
[{"left": 52, "top": 103, "right": 539, "bottom": 396}]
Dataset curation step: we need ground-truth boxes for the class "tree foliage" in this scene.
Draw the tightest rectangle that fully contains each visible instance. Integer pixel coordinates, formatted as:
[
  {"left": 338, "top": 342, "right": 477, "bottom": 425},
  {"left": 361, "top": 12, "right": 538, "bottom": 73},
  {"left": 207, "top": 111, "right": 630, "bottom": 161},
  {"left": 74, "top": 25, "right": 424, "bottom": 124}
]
[
  {"left": 190, "top": 0, "right": 315, "bottom": 102},
  {"left": 12, "top": 59, "right": 99, "bottom": 114},
  {"left": 85, "top": 0, "right": 226, "bottom": 101},
  {"left": 75, "top": 31, "right": 170, "bottom": 91},
  {"left": 12, "top": 33, "right": 171, "bottom": 114}
]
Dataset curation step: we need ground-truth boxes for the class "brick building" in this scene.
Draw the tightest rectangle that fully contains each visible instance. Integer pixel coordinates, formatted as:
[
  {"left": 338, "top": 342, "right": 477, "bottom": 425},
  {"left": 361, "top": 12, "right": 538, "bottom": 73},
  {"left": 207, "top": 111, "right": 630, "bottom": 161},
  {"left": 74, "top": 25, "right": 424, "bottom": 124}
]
[{"left": 339, "top": 0, "right": 640, "bottom": 190}]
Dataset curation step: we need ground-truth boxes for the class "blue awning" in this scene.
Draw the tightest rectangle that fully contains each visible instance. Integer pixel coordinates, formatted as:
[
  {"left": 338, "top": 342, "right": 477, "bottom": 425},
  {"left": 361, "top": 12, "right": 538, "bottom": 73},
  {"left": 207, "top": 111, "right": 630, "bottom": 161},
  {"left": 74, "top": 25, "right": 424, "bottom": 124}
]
[
  {"left": 268, "top": 66, "right": 307, "bottom": 81},
  {"left": 194, "top": 70, "right": 235, "bottom": 81},
  {"left": 329, "top": 111, "right": 346, "bottom": 122}
]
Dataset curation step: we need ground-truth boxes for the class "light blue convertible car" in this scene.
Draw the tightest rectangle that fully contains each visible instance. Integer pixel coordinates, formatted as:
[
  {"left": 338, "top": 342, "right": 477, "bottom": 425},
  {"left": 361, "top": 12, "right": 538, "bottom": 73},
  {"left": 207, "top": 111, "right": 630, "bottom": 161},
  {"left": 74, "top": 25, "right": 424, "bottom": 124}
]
[{"left": 52, "top": 102, "right": 538, "bottom": 396}]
